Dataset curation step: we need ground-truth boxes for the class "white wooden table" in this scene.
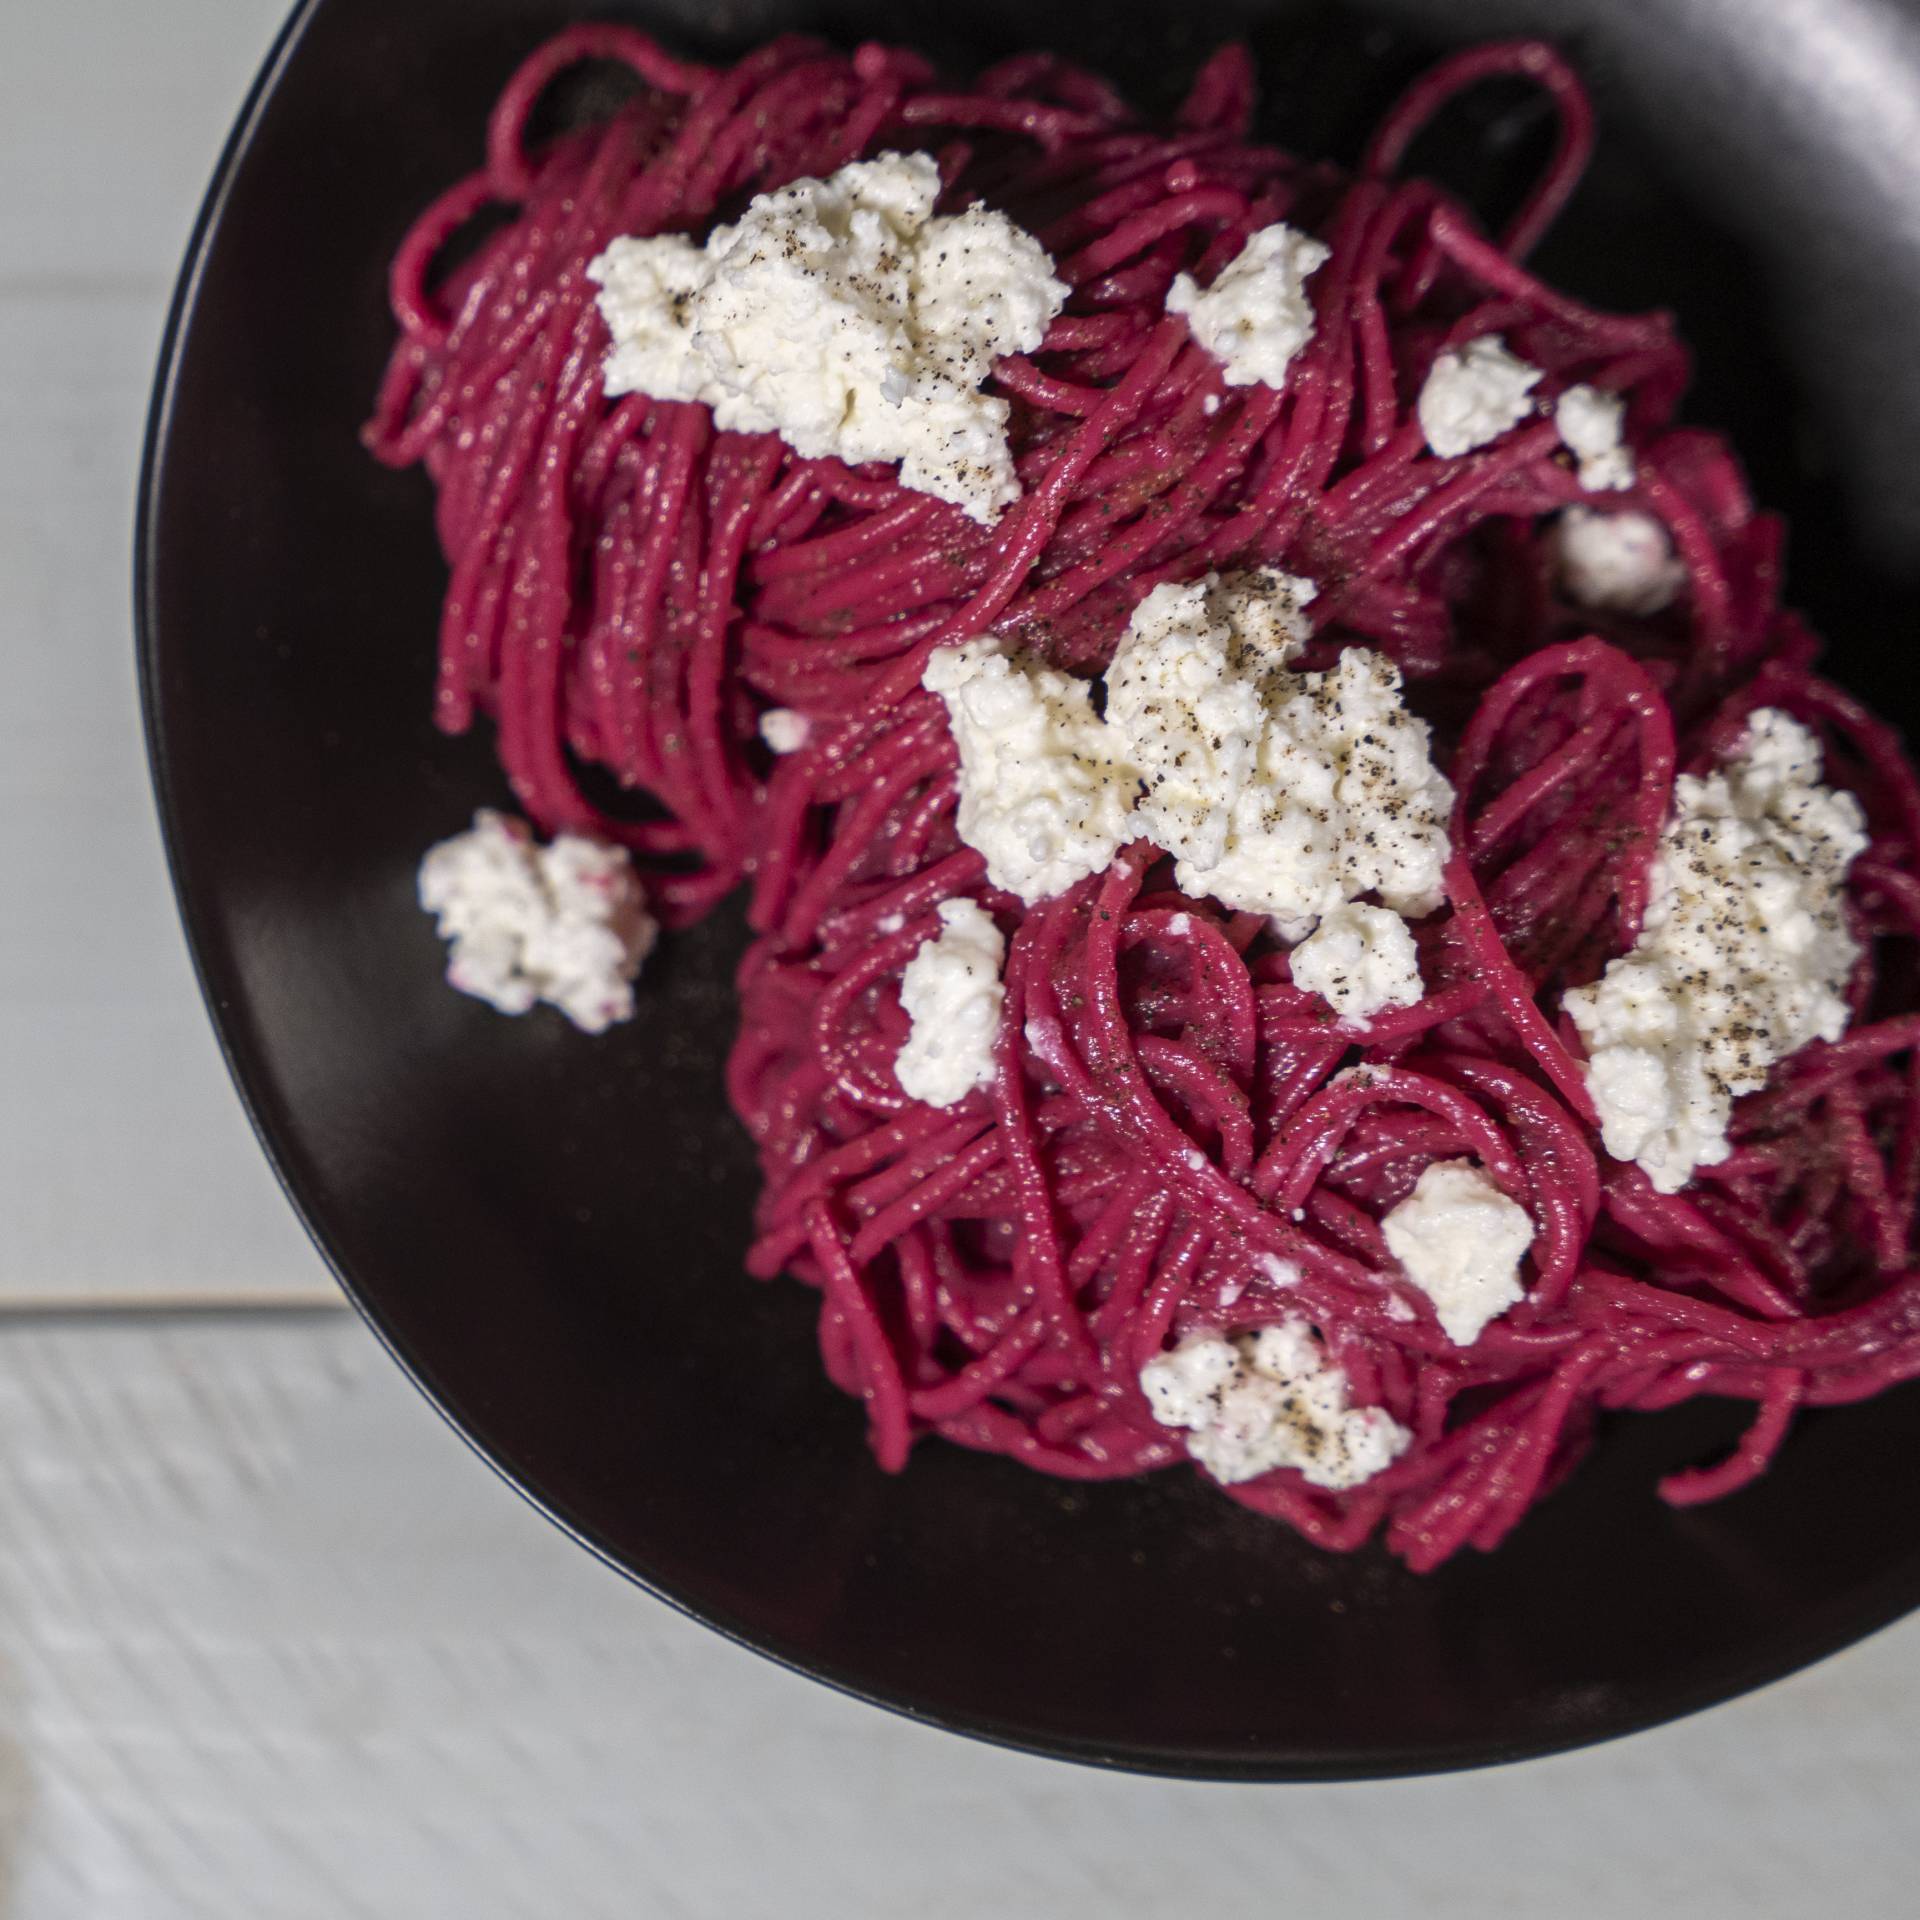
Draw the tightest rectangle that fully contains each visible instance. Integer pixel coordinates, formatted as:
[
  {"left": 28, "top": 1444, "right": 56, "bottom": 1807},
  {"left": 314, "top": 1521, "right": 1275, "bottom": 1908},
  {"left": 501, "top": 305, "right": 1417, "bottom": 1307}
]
[{"left": 2, "top": 3, "right": 1918, "bottom": 1913}]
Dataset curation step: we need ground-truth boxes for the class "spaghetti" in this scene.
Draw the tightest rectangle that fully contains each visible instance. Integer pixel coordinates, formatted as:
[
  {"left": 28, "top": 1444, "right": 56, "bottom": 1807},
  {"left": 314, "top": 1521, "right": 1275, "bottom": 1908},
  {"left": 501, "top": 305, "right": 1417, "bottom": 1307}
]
[{"left": 367, "top": 27, "right": 1920, "bottom": 1569}]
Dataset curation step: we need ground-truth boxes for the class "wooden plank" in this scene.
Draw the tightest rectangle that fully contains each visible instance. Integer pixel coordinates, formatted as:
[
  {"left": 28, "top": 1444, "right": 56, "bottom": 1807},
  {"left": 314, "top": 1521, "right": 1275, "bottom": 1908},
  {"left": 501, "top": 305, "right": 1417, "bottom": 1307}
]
[
  {"left": 0, "top": 0, "right": 335, "bottom": 1301},
  {"left": 0, "top": 1317, "right": 1913, "bottom": 1916}
]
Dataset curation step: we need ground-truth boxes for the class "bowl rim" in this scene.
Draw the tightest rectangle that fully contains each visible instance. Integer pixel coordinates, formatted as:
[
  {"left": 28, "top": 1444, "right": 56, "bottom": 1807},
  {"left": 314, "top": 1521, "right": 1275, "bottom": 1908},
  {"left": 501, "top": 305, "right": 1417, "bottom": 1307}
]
[{"left": 133, "top": 0, "right": 1920, "bottom": 1783}]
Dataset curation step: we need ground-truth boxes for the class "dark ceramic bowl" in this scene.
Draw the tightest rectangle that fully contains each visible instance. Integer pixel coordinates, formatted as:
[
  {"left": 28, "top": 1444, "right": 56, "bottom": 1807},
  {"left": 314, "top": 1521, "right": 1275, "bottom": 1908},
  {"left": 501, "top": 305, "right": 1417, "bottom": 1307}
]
[{"left": 139, "top": 0, "right": 1920, "bottom": 1777}]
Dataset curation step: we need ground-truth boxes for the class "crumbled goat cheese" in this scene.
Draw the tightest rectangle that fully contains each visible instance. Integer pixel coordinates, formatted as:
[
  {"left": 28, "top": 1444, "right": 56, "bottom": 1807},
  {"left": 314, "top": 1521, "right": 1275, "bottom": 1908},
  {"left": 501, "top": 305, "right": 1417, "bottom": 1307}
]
[
  {"left": 894, "top": 898, "right": 1006, "bottom": 1107},
  {"left": 1257, "top": 1253, "right": 1301, "bottom": 1288},
  {"left": 1168, "top": 639, "right": 1453, "bottom": 935},
  {"left": 1564, "top": 710, "right": 1866, "bottom": 1192},
  {"left": 758, "top": 708, "right": 809, "bottom": 753},
  {"left": 1555, "top": 383, "right": 1634, "bottom": 490},
  {"left": 1140, "top": 1322, "right": 1411, "bottom": 1490},
  {"left": 1107, "top": 571, "right": 1313, "bottom": 876},
  {"left": 922, "top": 638, "right": 1137, "bottom": 902},
  {"left": 927, "top": 572, "right": 1452, "bottom": 928},
  {"left": 1288, "top": 902, "right": 1423, "bottom": 1025},
  {"left": 418, "top": 810, "right": 657, "bottom": 1033},
  {"left": 1554, "top": 506, "right": 1685, "bottom": 615},
  {"left": 1417, "top": 334, "right": 1542, "bottom": 457},
  {"left": 1108, "top": 573, "right": 1451, "bottom": 930},
  {"left": 587, "top": 154, "right": 1066, "bottom": 523},
  {"left": 1165, "top": 221, "right": 1330, "bottom": 390},
  {"left": 1380, "top": 1159, "right": 1536, "bottom": 1346}
]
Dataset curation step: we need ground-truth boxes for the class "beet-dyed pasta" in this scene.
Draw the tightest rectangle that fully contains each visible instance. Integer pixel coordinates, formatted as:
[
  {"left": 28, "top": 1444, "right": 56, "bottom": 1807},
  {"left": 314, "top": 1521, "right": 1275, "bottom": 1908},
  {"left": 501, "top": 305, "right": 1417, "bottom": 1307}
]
[{"left": 368, "top": 27, "right": 1920, "bottom": 1569}]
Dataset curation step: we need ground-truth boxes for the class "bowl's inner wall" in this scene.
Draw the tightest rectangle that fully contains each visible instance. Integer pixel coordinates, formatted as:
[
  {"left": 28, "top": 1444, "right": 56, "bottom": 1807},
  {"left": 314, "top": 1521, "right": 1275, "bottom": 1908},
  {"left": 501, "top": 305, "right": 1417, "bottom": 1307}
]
[{"left": 146, "top": 0, "right": 1920, "bottom": 1775}]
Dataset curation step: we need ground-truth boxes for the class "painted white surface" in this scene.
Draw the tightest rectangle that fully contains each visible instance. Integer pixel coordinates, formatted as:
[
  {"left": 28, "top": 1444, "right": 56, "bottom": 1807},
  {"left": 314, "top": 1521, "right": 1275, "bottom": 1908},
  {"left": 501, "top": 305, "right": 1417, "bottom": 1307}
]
[
  {"left": 0, "top": 0, "right": 332, "bottom": 1302},
  {"left": 0, "top": 1315, "right": 1910, "bottom": 1919},
  {"left": 0, "top": 5, "right": 1916, "bottom": 1914}
]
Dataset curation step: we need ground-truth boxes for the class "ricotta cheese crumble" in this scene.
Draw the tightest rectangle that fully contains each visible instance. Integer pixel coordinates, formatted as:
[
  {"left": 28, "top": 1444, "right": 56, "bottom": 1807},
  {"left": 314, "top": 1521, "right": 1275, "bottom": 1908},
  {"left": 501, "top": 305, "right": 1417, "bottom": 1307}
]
[
  {"left": 1417, "top": 334, "right": 1542, "bottom": 458},
  {"left": 1105, "top": 570, "right": 1315, "bottom": 881},
  {"left": 925, "top": 572, "right": 1453, "bottom": 932},
  {"left": 586, "top": 153, "right": 1066, "bottom": 523},
  {"left": 894, "top": 898, "right": 1006, "bottom": 1107},
  {"left": 1288, "top": 901, "right": 1423, "bottom": 1025},
  {"left": 758, "top": 708, "right": 810, "bottom": 754},
  {"left": 1142, "top": 614, "right": 1453, "bottom": 936},
  {"left": 418, "top": 810, "right": 658, "bottom": 1034},
  {"left": 1140, "top": 1321, "right": 1412, "bottom": 1489},
  {"left": 1380, "top": 1159, "right": 1536, "bottom": 1346},
  {"left": 1554, "top": 506, "right": 1686, "bottom": 614},
  {"left": 1564, "top": 709, "right": 1867, "bottom": 1192},
  {"left": 921, "top": 638, "right": 1138, "bottom": 902},
  {"left": 1554, "top": 383, "right": 1634, "bottom": 491},
  {"left": 1165, "top": 221, "right": 1330, "bottom": 390}
]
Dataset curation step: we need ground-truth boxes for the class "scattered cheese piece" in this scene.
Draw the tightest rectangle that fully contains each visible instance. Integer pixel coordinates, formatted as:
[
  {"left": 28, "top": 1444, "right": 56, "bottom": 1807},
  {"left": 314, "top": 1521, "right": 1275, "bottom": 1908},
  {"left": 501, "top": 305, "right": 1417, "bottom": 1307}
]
[
  {"left": 922, "top": 638, "right": 1137, "bottom": 902},
  {"left": 1417, "top": 334, "right": 1541, "bottom": 457},
  {"left": 1554, "top": 384, "right": 1634, "bottom": 491},
  {"left": 758, "top": 708, "right": 809, "bottom": 753},
  {"left": 1257, "top": 1253, "right": 1302, "bottom": 1288},
  {"left": 418, "top": 811, "right": 657, "bottom": 1034},
  {"left": 1380, "top": 1160, "right": 1535, "bottom": 1346},
  {"left": 1166, "top": 221, "right": 1330, "bottom": 390},
  {"left": 894, "top": 898, "right": 1006, "bottom": 1107},
  {"left": 1167, "top": 640, "right": 1453, "bottom": 936},
  {"left": 1565, "top": 710, "right": 1866, "bottom": 1192},
  {"left": 925, "top": 572, "right": 1453, "bottom": 933},
  {"left": 587, "top": 154, "right": 1066, "bottom": 523},
  {"left": 1288, "top": 902, "right": 1423, "bottom": 1025},
  {"left": 1106, "top": 571, "right": 1314, "bottom": 878},
  {"left": 1140, "top": 1322, "right": 1411, "bottom": 1489},
  {"left": 1555, "top": 507, "right": 1686, "bottom": 614}
]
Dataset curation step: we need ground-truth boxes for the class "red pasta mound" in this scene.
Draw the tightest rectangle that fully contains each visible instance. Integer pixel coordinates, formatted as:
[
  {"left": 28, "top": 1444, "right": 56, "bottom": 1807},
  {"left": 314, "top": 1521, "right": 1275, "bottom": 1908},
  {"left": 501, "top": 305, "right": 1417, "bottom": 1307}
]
[{"left": 367, "top": 27, "right": 1920, "bottom": 1568}]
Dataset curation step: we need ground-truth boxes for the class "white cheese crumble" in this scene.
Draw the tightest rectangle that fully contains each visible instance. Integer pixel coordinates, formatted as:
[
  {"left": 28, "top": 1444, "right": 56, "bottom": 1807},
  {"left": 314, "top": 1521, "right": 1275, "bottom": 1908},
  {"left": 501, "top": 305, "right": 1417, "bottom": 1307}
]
[
  {"left": 758, "top": 708, "right": 809, "bottom": 753},
  {"left": 1165, "top": 221, "right": 1330, "bottom": 390},
  {"left": 1288, "top": 901, "right": 1423, "bottom": 1025},
  {"left": 922, "top": 638, "right": 1137, "bottom": 902},
  {"left": 1140, "top": 1322, "right": 1411, "bottom": 1490},
  {"left": 1107, "top": 572, "right": 1451, "bottom": 929},
  {"left": 1166, "top": 638, "right": 1453, "bottom": 936},
  {"left": 418, "top": 810, "right": 657, "bottom": 1034},
  {"left": 586, "top": 154, "right": 1066, "bottom": 523},
  {"left": 925, "top": 571, "right": 1453, "bottom": 930},
  {"left": 1564, "top": 710, "right": 1867, "bottom": 1192},
  {"left": 1554, "top": 383, "right": 1634, "bottom": 491},
  {"left": 1554, "top": 506, "right": 1685, "bottom": 614},
  {"left": 1380, "top": 1160, "right": 1535, "bottom": 1346},
  {"left": 1417, "top": 334, "right": 1541, "bottom": 457},
  {"left": 894, "top": 897, "right": 1006, "bottom": 1107},
  {"left": 1106, "top": 571, "right": 1315, "bottom": 879}
]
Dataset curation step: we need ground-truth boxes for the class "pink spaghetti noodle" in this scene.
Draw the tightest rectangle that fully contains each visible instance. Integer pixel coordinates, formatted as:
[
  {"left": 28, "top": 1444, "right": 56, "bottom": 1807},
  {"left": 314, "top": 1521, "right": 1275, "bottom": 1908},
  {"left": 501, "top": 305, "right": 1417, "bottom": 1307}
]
[{"left": 366, "top": 28, "right": 1920, "bottom": 1569}]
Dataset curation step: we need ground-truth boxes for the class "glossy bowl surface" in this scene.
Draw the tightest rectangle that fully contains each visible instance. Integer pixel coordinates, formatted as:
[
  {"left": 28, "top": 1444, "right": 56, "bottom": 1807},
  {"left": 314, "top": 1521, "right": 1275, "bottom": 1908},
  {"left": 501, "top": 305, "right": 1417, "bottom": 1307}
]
[{"left": 140, "top": 0, "right": 1920, "bottom": 1776}]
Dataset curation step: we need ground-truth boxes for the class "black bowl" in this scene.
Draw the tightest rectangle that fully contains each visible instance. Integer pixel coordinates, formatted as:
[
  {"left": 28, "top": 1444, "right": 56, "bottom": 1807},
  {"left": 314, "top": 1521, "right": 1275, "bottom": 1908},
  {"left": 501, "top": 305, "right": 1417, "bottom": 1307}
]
[{"left": 139, "top": 0, "right": 1920, "bottom": 1777}]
